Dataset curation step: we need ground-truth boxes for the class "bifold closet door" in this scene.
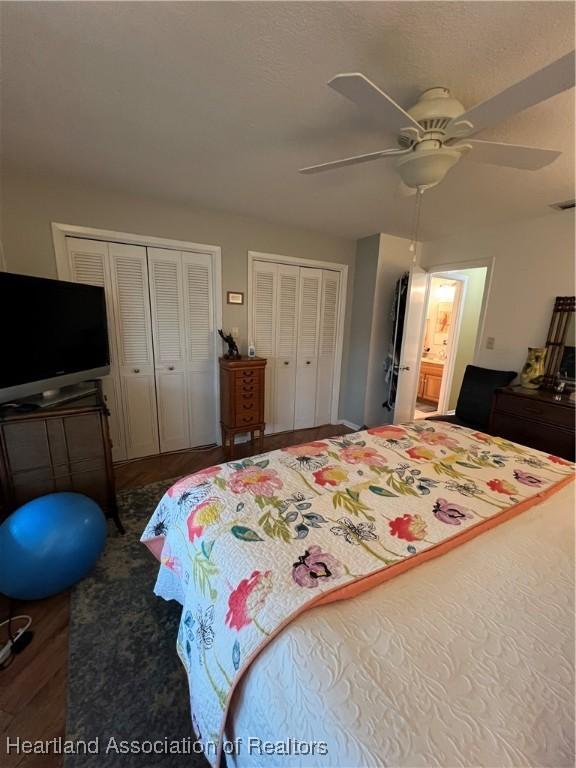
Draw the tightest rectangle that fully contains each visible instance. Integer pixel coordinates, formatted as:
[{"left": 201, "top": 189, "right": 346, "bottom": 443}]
[
  {"left": 149, "top": 248, "right": 217, "bottom": 450},
  {"left": 252, "top": 262, "right": 277, "bottom": 433},
  {"left": 252, "top": 261, "right": 341, "bottom": 434},
  {"left": 274, "top": 264, "right": 299, "bottom": 433},
  {"left": 109, "top": 243, "right": 159, "bottom": 460},
  {"left": 182, "top": 252, "right": 217, "bottom": 447},
  {"left": 315, "top": 270, "right": 340, "bottom": 426},
  {"left": 252, "top": 261, "right": 299, "bottom": 434},
  {"left": 148, "top": 249, "right": 190, "bottom": 453},
  {"left": 65, "top": 237, "right": 127, "bottom": 461},
  {"left": 294, "top": 267, "right": 321, "bottom": 430}
]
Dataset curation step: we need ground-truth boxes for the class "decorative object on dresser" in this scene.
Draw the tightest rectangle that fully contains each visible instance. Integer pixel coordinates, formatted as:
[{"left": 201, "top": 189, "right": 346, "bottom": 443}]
[
  {"left": 541, "top": 296, "right": 575, "bottom": 390},
  {"left": 489, "top": 386, "right": 575, "bottom": 461},
  {"left": 218, "top": 329, "right": 241, "bottom": 359},
  {"left": 0, "top": 382, "right": 123, "bottom": 531},
  {"left": 519, "top": 347, "right": 547, "bottom": 389},
  {"left": 219, "top": 357, "right": 266, "bottom": 458}
]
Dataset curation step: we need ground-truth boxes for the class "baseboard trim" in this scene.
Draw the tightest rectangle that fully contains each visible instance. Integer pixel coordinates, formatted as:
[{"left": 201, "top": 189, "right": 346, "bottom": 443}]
[{"left": 338, "top": 419, "right": 361, "bottom": 431}]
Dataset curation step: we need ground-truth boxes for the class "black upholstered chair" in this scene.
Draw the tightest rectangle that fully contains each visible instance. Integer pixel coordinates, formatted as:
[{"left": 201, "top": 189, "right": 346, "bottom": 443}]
[{"left": 427, "top": 364, "right": 517, "bottom": 432}]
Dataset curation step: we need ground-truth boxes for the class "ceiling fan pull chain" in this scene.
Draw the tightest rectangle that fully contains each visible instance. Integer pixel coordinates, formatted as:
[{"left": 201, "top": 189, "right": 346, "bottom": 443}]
[{"left": 408, "top": 188, "right": 425, "bottom": 258}]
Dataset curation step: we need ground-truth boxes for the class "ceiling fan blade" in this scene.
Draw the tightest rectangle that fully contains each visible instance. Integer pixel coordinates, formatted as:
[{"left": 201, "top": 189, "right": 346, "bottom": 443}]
[
  {"left": 328, "top": 73, "right": 422, "bottom": 135},
  {"left": 460, "top": 139, "right": 561, "bottom": 170},
  {"left": 299, "top": 148, "right": 408, "bottom": 174},
  {"left": 446, "top": 50, "right": 575, "bottom": 139}
]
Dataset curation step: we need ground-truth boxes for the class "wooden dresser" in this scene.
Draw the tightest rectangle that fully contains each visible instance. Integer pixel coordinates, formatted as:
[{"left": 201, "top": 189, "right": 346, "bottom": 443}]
[
  {"left": 489, "top": 386, "right": 575, "bottom": 461},
  {"left": 219, "top": 357, "right": 267, "bottom": 458},
  {"left": 0, "top": 384, "right": 122, "bottom": 530}
]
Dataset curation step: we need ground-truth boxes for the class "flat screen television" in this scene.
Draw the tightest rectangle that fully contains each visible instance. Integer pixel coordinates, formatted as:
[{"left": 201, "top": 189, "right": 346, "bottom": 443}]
[{"left": 0, "top": 272, "right": 110, "bottom": 403}]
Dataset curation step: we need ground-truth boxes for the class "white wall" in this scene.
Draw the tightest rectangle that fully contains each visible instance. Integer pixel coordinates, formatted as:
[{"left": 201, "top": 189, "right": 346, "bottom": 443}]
[
  {"left": 363, "top": 233, "right": 414, "bottom": 427},
  {"left": 2, "top": 169, "right": 356, "bottom": 416},
  {"left": 447, "top": 267, "right": 487, "bottom": 409},
  {"left": 344, "top": 235, "right": 379, "bottom": 427},
  {"left": 343, "top": 232, "right": 413, "bottom": 428},
  {"left": 421, "top": 211, "right": 575, "bottom": 375}
]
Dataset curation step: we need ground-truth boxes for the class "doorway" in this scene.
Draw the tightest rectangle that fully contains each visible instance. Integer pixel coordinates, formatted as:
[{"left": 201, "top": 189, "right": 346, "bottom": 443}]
[{"left": 413, "top": 266, "right": 488, "bottom": 420}]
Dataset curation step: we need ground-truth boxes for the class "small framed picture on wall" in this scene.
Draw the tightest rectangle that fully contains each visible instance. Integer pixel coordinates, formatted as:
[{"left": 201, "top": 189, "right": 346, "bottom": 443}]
[{"left": 227, "top": 291, "right": 244, "bottom": 305}]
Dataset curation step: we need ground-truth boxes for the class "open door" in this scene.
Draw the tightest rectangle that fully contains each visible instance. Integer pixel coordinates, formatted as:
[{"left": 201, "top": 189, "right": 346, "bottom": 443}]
[
  {"left": 393, "top": 265, "right": 429, "bottom": 423},
  {"left": 435, "top": 275, "right": 466, "bottom": 415}
]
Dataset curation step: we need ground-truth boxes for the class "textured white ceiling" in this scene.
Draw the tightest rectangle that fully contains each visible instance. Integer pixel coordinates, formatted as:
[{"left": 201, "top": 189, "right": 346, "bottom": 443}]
[{"left": 1, "top": 1, "right": 574, "bottom": 240}]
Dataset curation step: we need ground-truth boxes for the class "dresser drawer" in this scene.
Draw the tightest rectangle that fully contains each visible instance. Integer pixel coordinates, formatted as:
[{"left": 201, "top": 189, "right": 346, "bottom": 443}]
[
  {"left": 236, "top": 388, "right": 259, "bottom": 404},
  {"left": 234, "top": 409, "right": 261, "bottom": 428},
  {"left": 236, "top": 368, "right": 259, "bottom": 381},
  {"left": 495, "top": 391, "right": 572, "bottom": 428},
  {"left": 491, "top": 411, "right": 574, "bottom": 461},
  {"left": 234, "top": 378, "right": 261, "bottom": 396}
]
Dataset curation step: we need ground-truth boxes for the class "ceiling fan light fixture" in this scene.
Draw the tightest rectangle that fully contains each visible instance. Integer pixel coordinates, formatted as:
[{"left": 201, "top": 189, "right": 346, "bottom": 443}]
[{"left": 395, "top": 148, "right": 461, "bottom": 189}]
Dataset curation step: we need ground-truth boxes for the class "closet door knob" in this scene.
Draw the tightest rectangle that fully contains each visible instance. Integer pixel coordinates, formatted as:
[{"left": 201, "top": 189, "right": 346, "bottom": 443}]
[
  {"left": 133, "top": 368, "right": 140, "bottom": 374},
  {"left": 284, "top": 361, "right": 289, "bottom": 366},
  {"left": 306, "top": 361, "right": 311, "bottom": 365},
  {"left": 168, "top": 366, "right": 175, "bottom": 371}
]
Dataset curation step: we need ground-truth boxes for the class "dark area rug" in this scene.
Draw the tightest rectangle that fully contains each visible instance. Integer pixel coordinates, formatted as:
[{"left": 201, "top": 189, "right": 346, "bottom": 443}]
[{"left": 65, "top": 480, "right": 210, "bottom": 768}]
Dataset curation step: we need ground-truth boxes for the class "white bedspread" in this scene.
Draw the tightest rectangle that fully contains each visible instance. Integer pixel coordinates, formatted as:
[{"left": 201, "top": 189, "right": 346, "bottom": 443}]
[{"left": 228, "top": 481, "right": 575, "bottom": 768}]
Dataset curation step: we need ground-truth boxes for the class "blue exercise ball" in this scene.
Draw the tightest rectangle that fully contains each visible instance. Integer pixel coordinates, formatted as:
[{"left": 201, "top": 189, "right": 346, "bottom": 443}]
[{"left": 0, "top": 492, "right": 107, "bottom": 600}]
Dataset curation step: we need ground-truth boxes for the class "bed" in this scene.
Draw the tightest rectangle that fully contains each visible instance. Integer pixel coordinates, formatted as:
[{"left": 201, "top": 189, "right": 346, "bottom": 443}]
[{"left": 141, "top": 421, "right": 575, "bottom": 768}]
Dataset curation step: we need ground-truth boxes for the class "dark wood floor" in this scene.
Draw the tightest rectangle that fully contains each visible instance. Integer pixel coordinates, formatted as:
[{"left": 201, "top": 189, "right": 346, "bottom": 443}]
[{"left": 0, "top": 424, "right": 352, "bottom": 767}]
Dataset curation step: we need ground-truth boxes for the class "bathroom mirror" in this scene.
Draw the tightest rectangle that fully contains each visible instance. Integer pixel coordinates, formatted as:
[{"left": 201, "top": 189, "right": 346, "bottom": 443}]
[{"left": 541, "top": 296, "right": 576, "bottom": 390}]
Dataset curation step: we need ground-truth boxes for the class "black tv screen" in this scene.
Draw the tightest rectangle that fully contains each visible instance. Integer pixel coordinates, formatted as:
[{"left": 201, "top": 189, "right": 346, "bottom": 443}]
[{"left": 0, "top": 272, "right": 110, "bottom": 400}]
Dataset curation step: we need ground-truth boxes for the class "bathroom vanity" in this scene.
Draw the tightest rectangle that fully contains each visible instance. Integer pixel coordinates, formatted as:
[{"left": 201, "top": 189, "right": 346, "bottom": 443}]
[{"left": 418, "top": 360, "right": 444, "bottom": 404}]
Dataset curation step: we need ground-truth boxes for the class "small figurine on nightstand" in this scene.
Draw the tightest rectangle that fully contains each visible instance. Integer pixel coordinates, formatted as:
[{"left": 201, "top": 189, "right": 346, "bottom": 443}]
[{"left": 218, "top": 329, "right": 241, "bottom": 359}]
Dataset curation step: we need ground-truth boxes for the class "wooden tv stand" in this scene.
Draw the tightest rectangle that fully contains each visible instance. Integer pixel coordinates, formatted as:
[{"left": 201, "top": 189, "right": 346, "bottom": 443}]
[{"left": 0, "top": 381, "right": 123, "bottom": 531}]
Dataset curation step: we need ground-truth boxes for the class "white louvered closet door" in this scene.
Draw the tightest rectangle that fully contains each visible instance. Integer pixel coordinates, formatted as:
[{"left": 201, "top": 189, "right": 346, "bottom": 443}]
[
  {"left": 252, "top": 262, "right": 277, "bottom": 433},
  {"left": 148, "top": 248, "right": 190, "bottom": 453},
  {"left": 294, "top": 267, "right": 322, "bottom": 429},
  {"left": 315, "top": 270, "right": 340, "bottom": 426},
  {"left": 182, "top": 252, "right": 216, "bottom": 446},
  {"left": 109, "top": 243, "right": 159, "bottom": 459},
  {"left": 65, "top": 237, "right": 127, "bottom": 462},
  {"left": 274, "top": 264, "right": 299, "bottom": 433}
]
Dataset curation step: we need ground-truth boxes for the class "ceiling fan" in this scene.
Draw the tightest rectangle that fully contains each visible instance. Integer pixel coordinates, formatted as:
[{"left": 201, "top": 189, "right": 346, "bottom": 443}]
[{"left": 299, "top": 50, "right": 575, "bottom": 192}]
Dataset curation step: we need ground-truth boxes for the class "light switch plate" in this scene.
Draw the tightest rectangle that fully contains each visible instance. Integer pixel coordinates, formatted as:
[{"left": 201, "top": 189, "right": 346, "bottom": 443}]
[{"left": 486, "top": 336, "right": 495, "bottom": 350}]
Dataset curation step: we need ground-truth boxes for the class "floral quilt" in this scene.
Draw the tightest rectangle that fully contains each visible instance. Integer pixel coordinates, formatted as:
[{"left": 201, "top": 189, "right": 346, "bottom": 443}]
[{"left": 141, "top": 421, "right": 574, "bottom": 766}]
